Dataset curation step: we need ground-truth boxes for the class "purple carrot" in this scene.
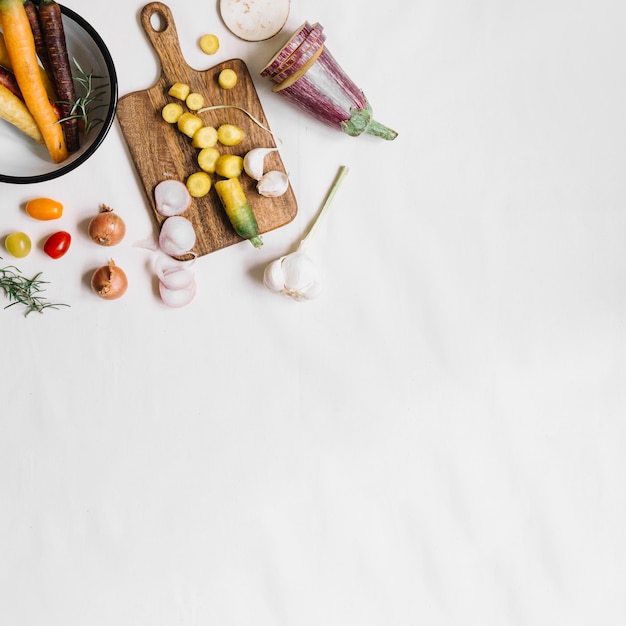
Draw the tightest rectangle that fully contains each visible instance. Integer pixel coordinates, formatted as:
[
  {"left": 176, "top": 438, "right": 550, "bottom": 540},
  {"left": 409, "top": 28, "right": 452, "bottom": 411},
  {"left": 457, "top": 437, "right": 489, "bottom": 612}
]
[
  {"left": 38, "top": 0, "right": 80, "bottom": 152},
  {"left": 23, "top": 0, "right": 56, "bottom": 97},
  {"left": 0, "top": 64, "right": 22, "bottom": 99}
]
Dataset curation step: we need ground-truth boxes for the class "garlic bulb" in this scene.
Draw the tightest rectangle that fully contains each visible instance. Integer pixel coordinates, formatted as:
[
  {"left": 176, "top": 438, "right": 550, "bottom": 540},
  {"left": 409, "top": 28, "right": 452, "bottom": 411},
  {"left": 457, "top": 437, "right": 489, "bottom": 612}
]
[
  {"left": 243, "top": 147, "right": 277, "bottom": 181},
  {"left": 257, "top": 170, "right": 289, "bottom": 197},
  {"left": 264, "top": 249, "right": 322, "bottom": 301},
  {"left": 264, "top": 165, "right": 349, "bottom": 301}
]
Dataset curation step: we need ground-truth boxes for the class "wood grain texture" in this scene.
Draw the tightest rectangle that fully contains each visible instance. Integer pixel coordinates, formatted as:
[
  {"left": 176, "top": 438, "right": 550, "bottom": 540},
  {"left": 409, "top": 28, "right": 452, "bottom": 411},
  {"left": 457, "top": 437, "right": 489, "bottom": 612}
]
[{"left": 116, "top": 2, "right": 297, "bottom": 256}]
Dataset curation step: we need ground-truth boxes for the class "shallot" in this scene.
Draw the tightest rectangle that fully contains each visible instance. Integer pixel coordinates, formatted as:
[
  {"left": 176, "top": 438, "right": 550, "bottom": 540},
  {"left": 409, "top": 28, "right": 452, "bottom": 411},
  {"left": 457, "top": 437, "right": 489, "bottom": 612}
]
[
  {"left": 159, "top": 216, "right": 197, "bottom": 258},
  {"left": 264, "top": 165, "right": 349, "bottom": 301},
  {"left": 154, "top": 180, "right": 192, "bottom": 217},
  {"left": 154, "top": 255, "right": 197, "bottom": 308},
  {"left": 88, "top": 204, "right": 126, "bottom": 246},
  {"left": 91, "top": 259, "right": 128, "bottom": 300},
  {"left": 159, "top": 282, "right": 197, "bottom": 308}
]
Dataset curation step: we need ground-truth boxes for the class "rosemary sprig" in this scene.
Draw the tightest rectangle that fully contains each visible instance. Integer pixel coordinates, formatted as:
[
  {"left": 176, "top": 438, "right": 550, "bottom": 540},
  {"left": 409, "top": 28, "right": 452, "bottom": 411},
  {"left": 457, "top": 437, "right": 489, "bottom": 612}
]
[
  {"left": 56, "top": 58, "right": 109, "bottom": 135},
  {"left": 0, "top": 260, "right": 69, "bottom": 317}
]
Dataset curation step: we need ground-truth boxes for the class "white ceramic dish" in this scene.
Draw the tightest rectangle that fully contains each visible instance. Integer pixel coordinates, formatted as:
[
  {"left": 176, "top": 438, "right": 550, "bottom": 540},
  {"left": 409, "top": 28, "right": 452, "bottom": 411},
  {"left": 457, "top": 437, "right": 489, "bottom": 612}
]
[{"left": 0, "top": 5, "right": 117, "bottom": 184}]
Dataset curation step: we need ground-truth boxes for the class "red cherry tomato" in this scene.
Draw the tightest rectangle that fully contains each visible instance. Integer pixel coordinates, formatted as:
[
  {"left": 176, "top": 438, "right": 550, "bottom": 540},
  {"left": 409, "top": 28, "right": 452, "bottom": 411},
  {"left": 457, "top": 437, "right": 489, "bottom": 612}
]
[
  {"left": 26, "top": 197, "right": 64, "bottom": 220},
  {"left": 43, "top": 231, "right": 71, "bottom": 259}
]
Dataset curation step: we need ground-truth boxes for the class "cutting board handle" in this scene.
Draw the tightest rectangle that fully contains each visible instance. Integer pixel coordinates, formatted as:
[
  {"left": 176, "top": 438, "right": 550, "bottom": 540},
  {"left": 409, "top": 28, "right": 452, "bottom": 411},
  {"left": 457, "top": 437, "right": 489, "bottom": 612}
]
[{"left": 140, "top": 2, "right": 186, "bottom": 82}]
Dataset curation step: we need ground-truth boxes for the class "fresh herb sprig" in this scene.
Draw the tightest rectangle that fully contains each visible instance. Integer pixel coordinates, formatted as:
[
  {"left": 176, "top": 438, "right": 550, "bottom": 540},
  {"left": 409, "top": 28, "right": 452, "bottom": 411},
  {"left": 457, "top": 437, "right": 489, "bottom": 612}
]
[
  {"left": 56, "top": 58, "right": 109, "bottom": 135},
  {"left": 0, "top": 260, "right": 69, "bottom": 317}
]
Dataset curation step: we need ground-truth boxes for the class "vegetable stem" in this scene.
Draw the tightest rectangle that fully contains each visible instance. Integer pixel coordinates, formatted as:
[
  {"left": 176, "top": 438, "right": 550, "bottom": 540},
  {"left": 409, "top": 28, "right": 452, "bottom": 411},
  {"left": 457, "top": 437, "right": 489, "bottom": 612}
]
[
  {"left": 340, "top": 101, "right": 398, "bottom": 141},
  {"left": 300, "top": 165, "right": 349, "bottom": 252}
]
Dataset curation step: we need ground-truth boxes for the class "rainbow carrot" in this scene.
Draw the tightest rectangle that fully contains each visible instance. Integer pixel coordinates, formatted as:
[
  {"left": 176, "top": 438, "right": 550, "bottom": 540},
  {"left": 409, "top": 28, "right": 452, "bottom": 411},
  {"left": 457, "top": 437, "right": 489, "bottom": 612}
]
[
  {"left": 0, "top": 63, "right": 22, "bottom": 98},
  {"left": 38, "top": 0, "right": 79, "bottom": 152},
  {"left": 0, "top": 30, "right": 57, "bottom": 99},
  {"left": 24, "top": 1, "right": 55, "bottom": 95},
  {"left": 0, "top": 83, "right": 44, "bottom": 143},
  {"left": 0, "top": 0, "right": 67, "bottom": 162}
]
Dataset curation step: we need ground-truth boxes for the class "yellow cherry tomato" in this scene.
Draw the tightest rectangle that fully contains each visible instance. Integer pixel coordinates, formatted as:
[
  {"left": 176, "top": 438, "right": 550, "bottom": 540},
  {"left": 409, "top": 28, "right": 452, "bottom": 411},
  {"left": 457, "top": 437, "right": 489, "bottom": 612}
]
[
  {"left": 5, "top": 232, "right": 32, "bottom": 258},
  {"left": 25, "top": 197, "right": 63, "bottom": 220}
]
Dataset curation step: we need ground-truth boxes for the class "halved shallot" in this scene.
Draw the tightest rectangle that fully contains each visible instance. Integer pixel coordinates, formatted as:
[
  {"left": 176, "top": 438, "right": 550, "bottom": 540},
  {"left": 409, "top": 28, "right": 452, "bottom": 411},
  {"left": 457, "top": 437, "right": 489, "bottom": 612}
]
[
  {"left": 154, "top": 180, "right": 192, "bottom": 217},
  {"left": 159, "top": 216, "right": 197, "bottom": 258}
]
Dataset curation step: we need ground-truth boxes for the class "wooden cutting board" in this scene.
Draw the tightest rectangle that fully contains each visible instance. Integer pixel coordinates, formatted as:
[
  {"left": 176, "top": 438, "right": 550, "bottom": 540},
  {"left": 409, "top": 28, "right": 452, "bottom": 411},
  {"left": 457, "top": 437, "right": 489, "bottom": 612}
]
[{"left": 116, "top": 2, "right": 297, "bottom": 257}]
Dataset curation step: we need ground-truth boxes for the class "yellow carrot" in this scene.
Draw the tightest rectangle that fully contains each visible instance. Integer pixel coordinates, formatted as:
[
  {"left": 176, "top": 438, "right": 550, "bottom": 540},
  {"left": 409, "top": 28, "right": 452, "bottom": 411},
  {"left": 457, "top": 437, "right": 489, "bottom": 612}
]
[
  {"left": 0, "top": 82, "right": 43, "bottom": 142},
  {"left": 0, "top": 31, "right": 57, "bottom": 100},
  {"left": 0, "top": 0, "right": 67, "bottom": 162}
]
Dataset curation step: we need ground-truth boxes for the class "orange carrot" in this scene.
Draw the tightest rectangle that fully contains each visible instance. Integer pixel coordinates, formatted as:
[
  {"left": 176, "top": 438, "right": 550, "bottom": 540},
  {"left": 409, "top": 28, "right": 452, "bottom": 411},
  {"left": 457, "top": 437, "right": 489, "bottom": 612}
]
[
  {"left": 0, "top": 0, "right": 67, "bottom": 162},
  {"left": 0, "top": 30, "right": 57, "bottom": 99}
]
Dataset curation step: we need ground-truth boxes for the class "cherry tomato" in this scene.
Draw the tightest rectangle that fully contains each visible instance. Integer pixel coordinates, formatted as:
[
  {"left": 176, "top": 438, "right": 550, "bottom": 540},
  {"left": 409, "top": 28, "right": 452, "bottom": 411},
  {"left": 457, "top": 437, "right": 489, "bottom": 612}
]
[
  {"left": 26, "top": 197, "right": 63, "bottom": 220},
  {"left": 43, "top": 231, "right": 71, "bottom": 259},
  {"left": 5, "top": 231, "right": 32, "bottom": 258}
]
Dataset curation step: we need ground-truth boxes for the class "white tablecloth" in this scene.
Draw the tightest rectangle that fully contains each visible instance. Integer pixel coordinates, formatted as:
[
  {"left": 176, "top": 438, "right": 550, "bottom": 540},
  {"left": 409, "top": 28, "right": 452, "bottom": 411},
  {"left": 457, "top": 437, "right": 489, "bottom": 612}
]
[{"left": 2, "top": 1, "right": 625, "bottom": 624}]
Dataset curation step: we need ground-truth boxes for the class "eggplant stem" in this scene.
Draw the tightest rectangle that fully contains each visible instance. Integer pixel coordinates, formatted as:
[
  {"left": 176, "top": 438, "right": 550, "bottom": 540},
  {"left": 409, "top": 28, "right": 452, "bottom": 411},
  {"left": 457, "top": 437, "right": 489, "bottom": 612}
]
[
  {"left": 299, "top": 165, "right": 349, "bottom": 252},
  {"left": 364, "top": 119, "right": 398, "bottom": 140},
  {"left": 340, "top": 100, "right": 398, "bottom": 141}
]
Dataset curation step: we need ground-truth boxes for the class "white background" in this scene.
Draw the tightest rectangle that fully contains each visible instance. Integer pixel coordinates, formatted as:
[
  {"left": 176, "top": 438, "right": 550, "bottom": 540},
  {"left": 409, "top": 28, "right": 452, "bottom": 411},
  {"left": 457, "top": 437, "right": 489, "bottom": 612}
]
[{"left": 2, "top": 1, "right": 626, "bottom": 624}]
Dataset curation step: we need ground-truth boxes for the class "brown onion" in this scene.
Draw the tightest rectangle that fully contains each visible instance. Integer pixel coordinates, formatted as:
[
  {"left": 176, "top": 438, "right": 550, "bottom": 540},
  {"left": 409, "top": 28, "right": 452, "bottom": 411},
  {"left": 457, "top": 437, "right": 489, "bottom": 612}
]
[
  {"left": 91, "top": 259, "right": 128, "bottom": 300},
  {"left": 88, "top": 204, "right": 126, "bottom": 246}
]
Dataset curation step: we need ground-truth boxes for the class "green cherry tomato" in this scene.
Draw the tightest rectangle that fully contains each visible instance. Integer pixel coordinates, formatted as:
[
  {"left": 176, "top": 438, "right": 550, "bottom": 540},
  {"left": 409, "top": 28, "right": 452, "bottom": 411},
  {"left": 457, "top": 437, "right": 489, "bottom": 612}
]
[
  {"left": 43, "top": 231, "right": 71, "bottom": 259},
  {"left": 5, "top": 231, "right": 32, "bottom": 258}
]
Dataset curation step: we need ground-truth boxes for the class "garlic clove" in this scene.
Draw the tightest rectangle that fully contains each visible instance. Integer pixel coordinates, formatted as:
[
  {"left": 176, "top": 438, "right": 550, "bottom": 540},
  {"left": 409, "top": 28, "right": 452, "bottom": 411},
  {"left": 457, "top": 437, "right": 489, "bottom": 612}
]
[
  {"left": 263, "top": 257, "right": 286, "bottom": 292},
  {"left": 243, "top": 147, "right": 277, "bottom": 181},
  {"left": 297, "top": 278, "right": 323, "bottom": 300},
  {"left": 257, "top": 170, "right": 289, "bottom": 197}
]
